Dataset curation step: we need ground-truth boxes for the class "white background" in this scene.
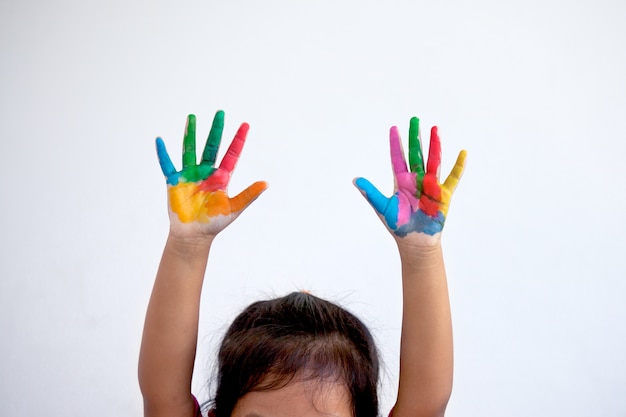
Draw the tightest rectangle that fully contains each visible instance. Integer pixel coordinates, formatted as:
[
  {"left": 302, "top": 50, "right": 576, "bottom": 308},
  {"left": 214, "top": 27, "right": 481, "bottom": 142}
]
[{"left": 2, "top": 0, "right": 626, "bottom": 416}]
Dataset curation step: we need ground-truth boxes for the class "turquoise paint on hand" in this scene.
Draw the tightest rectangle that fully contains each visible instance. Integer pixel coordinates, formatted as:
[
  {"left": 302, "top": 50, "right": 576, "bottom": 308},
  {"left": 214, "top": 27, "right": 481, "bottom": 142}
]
[
  {"left": 355, "top": 118, "right": 466, "bottom": 238},
  {"left": 157, "top": 112, "right": 227, "bottom": 185}
]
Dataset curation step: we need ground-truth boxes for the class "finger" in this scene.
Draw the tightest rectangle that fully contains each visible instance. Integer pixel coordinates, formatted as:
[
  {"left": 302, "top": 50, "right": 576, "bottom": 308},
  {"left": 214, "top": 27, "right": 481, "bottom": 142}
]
[
  {"left": 354, "top": 177, "right": 389, "bottom": 216},
  {"left": 229, "top": 180, "right": 268, "bottom": 213},
  {"left": 426, "top": 126, "right": 442, "bottom": 178},
  {"left": 202, "top": 110, "right": 225, "bottom": 166},
  {"left": 182, "top": 114, "right": 197, "bottom": 168},
  {"left": 408, "top": 117, "right": 425, "bottom": 176},
  {"left": 219, "top": 122, "right": 249, "bottom": 173},
  {"left": 390, "top": 126, "right": 408, "bottom": 176},
  {"left": 442, "top": 150, "right": 467, "bottom": 193},
  {"left": 155, "top": 138, "right": 176, "bottom": 177},
  {"left": 420, "top": 173, "right": 442, "bottom": 217},
  {"left": 354, "top": 177, "right": 399, "bottom": 229}
]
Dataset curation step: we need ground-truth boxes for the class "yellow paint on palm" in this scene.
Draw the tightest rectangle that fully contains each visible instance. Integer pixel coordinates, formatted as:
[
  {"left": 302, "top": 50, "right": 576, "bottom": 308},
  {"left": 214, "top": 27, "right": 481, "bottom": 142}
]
[
  {"left": 168, "top": 180, "right": 268, "bottom": 224},
  {"left": 168, "top": 183, "right": 231, "bottom": 223}
]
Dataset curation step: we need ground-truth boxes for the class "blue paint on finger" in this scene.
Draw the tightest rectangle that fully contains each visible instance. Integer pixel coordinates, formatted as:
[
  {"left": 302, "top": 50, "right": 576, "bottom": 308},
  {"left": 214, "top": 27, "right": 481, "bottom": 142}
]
[
  {"left": 156, "top": 138, "right": 180, "bottom": 185},
  {"left": 355, "top": 177, "right": 398, "bottom": 230}
]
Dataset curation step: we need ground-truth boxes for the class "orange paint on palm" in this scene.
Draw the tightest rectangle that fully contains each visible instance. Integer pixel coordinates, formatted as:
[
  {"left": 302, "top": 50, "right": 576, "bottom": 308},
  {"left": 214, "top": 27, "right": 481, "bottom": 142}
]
[
  {"left": 168, "top": 184, "right": 230, "bottom": 223},
  {"left": 168, "top": 180, "right": 268, "bottom": 224}
]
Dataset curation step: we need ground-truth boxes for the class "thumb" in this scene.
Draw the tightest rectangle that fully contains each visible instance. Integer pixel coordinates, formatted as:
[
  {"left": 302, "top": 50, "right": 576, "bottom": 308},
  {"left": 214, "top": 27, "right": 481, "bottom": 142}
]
[
  {"left": 353, "top": 177, "right": 387, "bottom": 215},
  {"left": 353, "top": 177, "right": 399, "bottom": 229},
  {"left": 229, "top": 181, "right": 268, "bottom": 213}
]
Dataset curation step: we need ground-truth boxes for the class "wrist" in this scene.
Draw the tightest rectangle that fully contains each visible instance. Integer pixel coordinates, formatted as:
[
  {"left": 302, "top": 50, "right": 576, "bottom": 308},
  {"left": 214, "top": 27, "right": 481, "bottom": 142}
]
[
  {"left": 396, "top": 238, "right": 444, "bottom": 266},
  {"left": 165, "top": 233, "right": 215, "bottom": 259},
  {"left": 395, "top": 232, "right": 442, "bottom": 251}
]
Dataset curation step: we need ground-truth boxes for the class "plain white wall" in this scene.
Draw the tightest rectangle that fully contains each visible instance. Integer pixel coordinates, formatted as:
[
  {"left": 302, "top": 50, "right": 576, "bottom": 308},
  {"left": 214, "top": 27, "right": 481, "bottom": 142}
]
[{"left": 1, "top": 0, "right": 625, "bottom": 415}]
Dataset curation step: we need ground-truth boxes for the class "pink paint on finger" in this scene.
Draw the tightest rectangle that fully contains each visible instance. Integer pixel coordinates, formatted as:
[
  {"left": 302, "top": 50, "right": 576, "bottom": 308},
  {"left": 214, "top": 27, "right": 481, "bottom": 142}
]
[
  {"left": 390, "top": 126, "right": 408, "bottom": 176},
  {"left": 396, "top": 172, "right": 418, "bottom": 225}
]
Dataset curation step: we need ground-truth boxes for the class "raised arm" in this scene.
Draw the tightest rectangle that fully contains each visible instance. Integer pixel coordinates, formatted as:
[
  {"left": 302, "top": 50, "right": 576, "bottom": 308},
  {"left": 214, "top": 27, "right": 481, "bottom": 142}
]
[
  {"left": 354, "top": 117, "right": 466, "bottom": 417},
  {"left": 138, "top": 111, "right": 267, "bottom": 417}
]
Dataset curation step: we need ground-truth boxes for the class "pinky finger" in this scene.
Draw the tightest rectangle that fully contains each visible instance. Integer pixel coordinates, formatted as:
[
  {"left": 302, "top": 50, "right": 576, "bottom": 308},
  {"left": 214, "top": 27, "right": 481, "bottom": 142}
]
[
  {"left": 156, "top": 138, "right": 177, "bottom": 178},
  {"left": 442, "top": 150, "right": 468, "bottom": 193}
]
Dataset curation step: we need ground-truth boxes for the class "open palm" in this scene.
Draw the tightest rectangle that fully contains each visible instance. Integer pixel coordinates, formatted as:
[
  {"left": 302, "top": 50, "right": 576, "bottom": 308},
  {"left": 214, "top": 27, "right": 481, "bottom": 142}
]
[
  {"left": 156, "top": 111, "right": 267, "bottom": 237},
  {"left": 355, "top": 117, "right": 466, "bottom": 243}
]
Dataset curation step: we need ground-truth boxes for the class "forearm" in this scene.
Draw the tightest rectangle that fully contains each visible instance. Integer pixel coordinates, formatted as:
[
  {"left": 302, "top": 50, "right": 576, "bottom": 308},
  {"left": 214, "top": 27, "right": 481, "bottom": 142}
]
[
  {"left": 394, "top": 242, "right": 453, "bottom": 417},
  {"left": 138, "top": 234, "right": 214, "bottom": 416},
  {"left": 354, "top": 117, "right": 463, "bottom": 416}
]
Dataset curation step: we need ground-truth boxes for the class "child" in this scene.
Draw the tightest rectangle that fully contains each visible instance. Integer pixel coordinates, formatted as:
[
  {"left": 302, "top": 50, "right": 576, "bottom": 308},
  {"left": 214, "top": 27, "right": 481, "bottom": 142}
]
[{"left": 138, "top": 110, "right": 467, "bottom": 417}]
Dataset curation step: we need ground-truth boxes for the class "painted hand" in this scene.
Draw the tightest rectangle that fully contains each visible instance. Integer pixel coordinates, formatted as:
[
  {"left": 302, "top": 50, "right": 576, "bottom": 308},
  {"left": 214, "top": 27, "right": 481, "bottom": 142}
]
[
  {"left": 354, "top": 117, "right": 466, "bottom": 243},
  {"left": 156, "top": 111, "right": 267, "bottom": 237}
]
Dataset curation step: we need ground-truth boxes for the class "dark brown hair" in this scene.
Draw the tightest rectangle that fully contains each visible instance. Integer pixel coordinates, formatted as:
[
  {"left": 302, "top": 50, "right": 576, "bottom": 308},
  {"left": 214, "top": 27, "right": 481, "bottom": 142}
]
[{"left": 210, "top": 292, "right": 379, "bottom": 417}]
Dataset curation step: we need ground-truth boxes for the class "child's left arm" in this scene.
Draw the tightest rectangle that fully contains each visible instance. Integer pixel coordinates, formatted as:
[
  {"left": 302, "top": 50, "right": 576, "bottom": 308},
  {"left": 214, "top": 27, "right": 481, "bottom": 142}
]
[{"left": 355, "top": 117, "right": 466, "bottom": 417}]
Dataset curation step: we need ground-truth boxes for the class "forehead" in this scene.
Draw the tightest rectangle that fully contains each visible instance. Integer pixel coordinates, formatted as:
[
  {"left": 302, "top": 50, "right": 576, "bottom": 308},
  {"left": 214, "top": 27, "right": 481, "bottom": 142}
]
[{"left": 231, "top": 378, "right": 352, "bottom": 417}]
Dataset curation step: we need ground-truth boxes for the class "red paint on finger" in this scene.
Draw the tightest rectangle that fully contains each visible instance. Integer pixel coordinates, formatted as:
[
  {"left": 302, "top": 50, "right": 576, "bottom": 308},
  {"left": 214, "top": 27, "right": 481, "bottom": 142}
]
[
  {"left": 219, "top": 123, "right": 249, "bottom": 172},
  {"left": 426, "top": 126, "right": 441, "bottom": 175},
  {"left": 199, "top": 169, "right": 230, "bottom": 192},
  {"left": 419, "top": 174, "right": 442, "bottom": 216}
]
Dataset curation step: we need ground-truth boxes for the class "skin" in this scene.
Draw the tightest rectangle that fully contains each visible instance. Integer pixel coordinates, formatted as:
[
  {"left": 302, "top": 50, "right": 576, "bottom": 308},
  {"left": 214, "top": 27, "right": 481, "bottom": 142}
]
[
  {"left": 354, "top": 117, "right": 466, "bottom": 238},
  {"left": 139, "top": 111, "right": 267, "bottom": 417},
  {"left": 139, "top": 113, "right": 466, "bottom": 417},
  {"left": 354, "top": 118, "right": 466, "bottom": 417},
  {"left": 231, "top": 377, "right": 352, "bottom": 417},
  {"left": 154, "top": 112, "right": 267, "bottom": 231}
]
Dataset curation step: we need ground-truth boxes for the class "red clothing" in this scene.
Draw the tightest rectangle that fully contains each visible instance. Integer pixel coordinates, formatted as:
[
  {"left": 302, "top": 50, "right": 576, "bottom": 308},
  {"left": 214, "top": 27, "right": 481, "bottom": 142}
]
[{"left": 192, "top": 395, "right": 202, "bottom": 417}]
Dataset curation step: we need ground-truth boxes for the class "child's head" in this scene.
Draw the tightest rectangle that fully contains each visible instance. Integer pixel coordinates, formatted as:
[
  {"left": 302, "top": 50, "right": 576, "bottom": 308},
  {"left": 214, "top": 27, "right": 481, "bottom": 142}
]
[{"left": 211, "top": 291, "right": 379, "bottom": 417}]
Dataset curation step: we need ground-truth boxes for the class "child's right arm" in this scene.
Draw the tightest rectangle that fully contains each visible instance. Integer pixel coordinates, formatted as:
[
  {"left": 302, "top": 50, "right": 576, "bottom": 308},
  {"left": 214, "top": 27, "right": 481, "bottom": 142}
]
[{"left": 138, "top": 111, "right": 267, "bottom": 417}]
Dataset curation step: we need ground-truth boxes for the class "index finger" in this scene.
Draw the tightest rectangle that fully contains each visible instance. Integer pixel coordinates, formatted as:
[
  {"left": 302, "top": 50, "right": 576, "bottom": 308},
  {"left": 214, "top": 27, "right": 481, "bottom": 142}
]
[
  {"left": 390, "top": 126, "right": 409, "bottom": 176},
  {"left": 218, "top": 122, "right": 249, "bottom": 173}
]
